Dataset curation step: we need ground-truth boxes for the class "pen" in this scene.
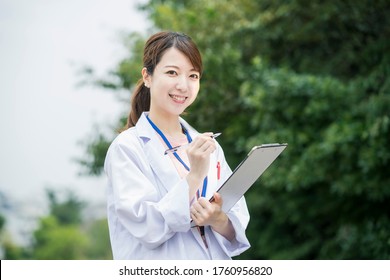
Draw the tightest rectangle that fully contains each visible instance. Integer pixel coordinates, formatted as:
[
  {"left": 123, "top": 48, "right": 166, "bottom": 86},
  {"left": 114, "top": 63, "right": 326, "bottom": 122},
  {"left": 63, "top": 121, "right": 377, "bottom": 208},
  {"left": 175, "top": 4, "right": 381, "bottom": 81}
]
[
  {"left": 199, "top": 226, "right": 208, "bottom": 248},
  {"left": 164, "top": 132, "right": 222, "bottom": 155}
]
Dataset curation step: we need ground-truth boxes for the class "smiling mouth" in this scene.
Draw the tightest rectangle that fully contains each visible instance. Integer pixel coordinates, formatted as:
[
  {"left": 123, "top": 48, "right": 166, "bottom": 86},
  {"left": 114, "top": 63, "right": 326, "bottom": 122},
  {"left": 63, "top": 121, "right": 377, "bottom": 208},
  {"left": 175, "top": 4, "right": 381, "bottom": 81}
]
[{"left": 169, "top": 94, "right": 187, "bottom": 103}]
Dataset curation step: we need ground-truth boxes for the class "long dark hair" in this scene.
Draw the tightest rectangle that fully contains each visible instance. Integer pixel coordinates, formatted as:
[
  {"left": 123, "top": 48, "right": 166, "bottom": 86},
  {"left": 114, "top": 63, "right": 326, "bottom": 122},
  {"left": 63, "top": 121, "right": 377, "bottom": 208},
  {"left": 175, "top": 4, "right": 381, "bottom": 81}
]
[{"left": 126, "top": 31, "right": 203, "bottom": 128}]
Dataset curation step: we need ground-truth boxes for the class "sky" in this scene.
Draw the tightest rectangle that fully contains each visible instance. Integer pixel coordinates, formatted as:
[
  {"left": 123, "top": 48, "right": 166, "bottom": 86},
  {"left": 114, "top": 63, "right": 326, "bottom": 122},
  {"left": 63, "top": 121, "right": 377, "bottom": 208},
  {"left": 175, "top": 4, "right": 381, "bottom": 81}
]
[{"left": 0, "top": 0, "right": 149, "bottom": 244}]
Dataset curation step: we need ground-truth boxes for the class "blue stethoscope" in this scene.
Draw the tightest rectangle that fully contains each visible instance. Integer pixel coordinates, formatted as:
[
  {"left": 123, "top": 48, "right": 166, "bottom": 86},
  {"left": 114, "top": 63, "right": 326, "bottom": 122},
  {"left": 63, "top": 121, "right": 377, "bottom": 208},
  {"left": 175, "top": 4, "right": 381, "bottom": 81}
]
[{"left": 146, "top": 115, "right": 208, "bottom": 198}]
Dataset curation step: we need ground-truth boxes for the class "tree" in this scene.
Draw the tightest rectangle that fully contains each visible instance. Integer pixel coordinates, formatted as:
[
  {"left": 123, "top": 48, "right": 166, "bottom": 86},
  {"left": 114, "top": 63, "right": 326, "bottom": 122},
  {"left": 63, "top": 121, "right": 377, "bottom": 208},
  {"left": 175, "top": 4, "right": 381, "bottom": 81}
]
[
  {"left": 28, "top": 190, "right": 112, "bottom": 260},
  {"left": 31, "top": 216, "right": 89, "bottom": 260},
  {"left": 79, "top": 0, "right": 390, "bottom": 259},
  {"left": 46, "top": 189, "right": 85, "bottom": 225},
  {"left": 238, "top": 60, "right": 390, "bottom": 259}
]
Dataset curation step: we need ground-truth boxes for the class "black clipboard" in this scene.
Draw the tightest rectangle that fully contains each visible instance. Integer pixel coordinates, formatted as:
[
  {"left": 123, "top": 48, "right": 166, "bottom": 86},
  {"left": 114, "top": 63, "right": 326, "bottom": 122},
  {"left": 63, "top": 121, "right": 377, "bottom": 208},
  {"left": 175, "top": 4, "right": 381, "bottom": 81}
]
[{"left": 211, "top": 143, "right": 287, "bottom": 213}]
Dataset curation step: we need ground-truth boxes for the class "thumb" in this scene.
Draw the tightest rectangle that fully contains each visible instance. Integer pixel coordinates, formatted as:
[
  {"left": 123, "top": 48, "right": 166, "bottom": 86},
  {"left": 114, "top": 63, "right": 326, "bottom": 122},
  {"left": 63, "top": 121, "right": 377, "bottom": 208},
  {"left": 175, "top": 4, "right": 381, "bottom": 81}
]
[{"left": 213, "top": 192, "right": 223, "bottom": 206}]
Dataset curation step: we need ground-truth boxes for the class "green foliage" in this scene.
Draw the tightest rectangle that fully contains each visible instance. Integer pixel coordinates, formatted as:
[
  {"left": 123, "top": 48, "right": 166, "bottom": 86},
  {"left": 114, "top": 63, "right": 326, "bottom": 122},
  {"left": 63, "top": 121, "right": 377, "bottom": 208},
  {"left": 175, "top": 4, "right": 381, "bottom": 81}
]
[
  {"left": 31, "top": 216, "right": 89, "bottom": 260},
  {"left": 46, "top": 189, "right": 85, "bottom": 225},
  {"left": 0, "top": 214, "right": 4, "bottom": 231},
  {"left": 84, "top": 218, "right": 113, "bottom": 260},
  {"left": 30, "top": 215, "right": 112, "bottom": 260},
  {"left": 3, "top": 220, "right": 112, "bottom": 260},
  {"left": 237, "top": 60, "right": 390, "bottom": 259},
  {"left": 2, "top": 190, "right": 112, "bottom": 260},
  {"left": 80, "top": 0, "right": 390, "bottom": 259},
  {"left": 31, "top": 190, "right": 112, "bottom": 260},
  {"left": 77, "top": 133, "right": 113, "bottom": 176},
  {"left": 2, "top": 238, "right": 28, "bottom": 260}
]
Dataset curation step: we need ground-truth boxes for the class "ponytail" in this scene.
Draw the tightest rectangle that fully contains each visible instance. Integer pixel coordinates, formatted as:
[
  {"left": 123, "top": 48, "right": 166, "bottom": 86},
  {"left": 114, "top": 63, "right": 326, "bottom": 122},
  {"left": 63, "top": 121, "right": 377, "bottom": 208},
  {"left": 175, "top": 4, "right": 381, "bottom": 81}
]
[{"left": 126, "top": 78, "right": 150, "bottom": 128}]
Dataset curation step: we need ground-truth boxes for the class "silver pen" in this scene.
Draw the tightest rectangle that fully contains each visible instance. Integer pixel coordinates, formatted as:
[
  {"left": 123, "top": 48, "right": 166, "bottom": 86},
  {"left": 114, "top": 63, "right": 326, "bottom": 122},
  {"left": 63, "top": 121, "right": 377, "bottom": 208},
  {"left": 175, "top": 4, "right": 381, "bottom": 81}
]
[{"left": 164, "top": 133, "right": 222, "bottom": 155}]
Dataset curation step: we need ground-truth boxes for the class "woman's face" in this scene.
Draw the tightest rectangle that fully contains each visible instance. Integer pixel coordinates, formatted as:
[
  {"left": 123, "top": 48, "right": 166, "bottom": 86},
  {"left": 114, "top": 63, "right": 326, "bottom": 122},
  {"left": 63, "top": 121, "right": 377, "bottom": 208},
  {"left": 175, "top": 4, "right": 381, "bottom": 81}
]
[{"left": 143, "top": 47, "right": 200, "bottom": 118}]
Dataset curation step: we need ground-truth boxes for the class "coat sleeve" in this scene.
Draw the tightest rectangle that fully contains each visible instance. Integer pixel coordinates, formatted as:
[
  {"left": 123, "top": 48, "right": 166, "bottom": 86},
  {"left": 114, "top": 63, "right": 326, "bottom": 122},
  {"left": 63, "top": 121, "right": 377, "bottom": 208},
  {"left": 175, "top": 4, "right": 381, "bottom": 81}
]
[
  {"left": 211, "top": 145, "right": 251, "bottom": 256},
  {"left": 105, "top": 135, "right": 191, "bottom": 250}
]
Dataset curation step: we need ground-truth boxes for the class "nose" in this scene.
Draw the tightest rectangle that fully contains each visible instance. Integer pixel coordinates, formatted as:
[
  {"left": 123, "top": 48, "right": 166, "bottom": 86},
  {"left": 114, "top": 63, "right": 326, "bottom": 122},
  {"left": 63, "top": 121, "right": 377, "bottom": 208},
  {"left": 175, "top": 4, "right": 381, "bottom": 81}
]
[{"left": 175, "top": 76, "right": 188, "bottom": 92}]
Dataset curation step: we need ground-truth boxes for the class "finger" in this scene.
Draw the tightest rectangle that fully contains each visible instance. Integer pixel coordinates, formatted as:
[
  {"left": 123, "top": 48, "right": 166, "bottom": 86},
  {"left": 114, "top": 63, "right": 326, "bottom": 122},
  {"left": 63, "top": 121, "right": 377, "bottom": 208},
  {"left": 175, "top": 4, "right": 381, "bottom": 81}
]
[
  {"left": 191, "top": 205, "right": 205, "bottom": 224},
  {"left": 212, "top": 192, "right": 223, "bottom": 206},
  {"left": 192, "top": 133, "right": 215, "bottom": 147},
  {"left": 188, "top": 139, "right": 216, "bottom": 157},
  {"left": 197, "top": 198, "right": 214, "bottom": 217},
  {"left": 191, "top": 210, "right": 198, "bottom": 220},
  {"left": 192, "top": 201, "right": 205, "bottom": 213},
  {"left": 204, "top": 142, "right": 217, "bottom": 153},
  {"left": 190, "top": 207, "right": 200, "bottom": 220},
  {"left": 190, "top": 204, "right": 197, "bottom": 213},
  {"left": 187, "top": 139, "right": 206, "bottom": 153},
  {"left": 196, "top": 138, "right": 216, "bottom": 153},
  {"left": 191, "top": 214, "right": 200, "bottom": 224},
  {"left": 197, "top": 197, "right": 210, "bottom": 208}
]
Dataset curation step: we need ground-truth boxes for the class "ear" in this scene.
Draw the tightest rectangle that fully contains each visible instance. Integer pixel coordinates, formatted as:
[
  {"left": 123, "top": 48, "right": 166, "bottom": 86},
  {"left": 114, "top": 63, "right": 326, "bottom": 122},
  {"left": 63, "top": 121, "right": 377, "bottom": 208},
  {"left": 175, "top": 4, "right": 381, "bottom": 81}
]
[{"left": 142, "top": 67, "right": 151, "bottom": 88}]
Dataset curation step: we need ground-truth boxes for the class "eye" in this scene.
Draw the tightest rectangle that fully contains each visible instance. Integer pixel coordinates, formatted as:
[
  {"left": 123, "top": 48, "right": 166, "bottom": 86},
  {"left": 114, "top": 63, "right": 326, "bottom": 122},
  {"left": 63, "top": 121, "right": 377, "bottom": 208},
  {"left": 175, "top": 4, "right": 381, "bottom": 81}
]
[
  {"left": 166, "top": 70, "right": 178, "bottom": 76},
  {"left": 190, "top": 73, "right": 200, "bottom": 80}
]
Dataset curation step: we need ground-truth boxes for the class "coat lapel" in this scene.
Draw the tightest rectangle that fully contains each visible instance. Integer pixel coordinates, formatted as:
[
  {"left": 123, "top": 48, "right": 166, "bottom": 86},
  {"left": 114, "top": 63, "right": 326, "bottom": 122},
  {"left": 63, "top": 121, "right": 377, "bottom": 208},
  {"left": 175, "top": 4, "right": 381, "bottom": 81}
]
[{"left": 136, "top": 113, "right": 181, "bottom": 194}]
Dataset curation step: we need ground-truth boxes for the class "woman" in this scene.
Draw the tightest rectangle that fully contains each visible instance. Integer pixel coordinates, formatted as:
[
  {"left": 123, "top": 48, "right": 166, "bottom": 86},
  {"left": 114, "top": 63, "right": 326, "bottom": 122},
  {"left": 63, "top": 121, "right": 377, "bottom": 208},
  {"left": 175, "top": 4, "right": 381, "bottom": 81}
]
[{"left": 104, "top": 31, "right": 250, "bottom": 259}]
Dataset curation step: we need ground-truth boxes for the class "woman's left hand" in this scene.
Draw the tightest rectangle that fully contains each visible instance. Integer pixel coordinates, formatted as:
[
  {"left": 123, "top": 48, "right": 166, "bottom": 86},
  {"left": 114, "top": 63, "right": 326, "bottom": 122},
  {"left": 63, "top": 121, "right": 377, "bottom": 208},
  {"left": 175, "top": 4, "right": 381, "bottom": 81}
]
[
  {"left": 191, "top": 192, "right": 235, "bottom": 240},
  {"left": 190, "top": 192, "right": 227, "bottom": 228}
]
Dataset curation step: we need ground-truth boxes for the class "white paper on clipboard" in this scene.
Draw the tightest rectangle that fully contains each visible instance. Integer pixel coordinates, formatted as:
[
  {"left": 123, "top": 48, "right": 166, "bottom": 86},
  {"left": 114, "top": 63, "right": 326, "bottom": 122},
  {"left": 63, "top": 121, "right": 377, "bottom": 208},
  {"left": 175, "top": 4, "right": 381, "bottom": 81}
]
[{"left": 212, "top": 143, "right": 287, "bottom": 213}]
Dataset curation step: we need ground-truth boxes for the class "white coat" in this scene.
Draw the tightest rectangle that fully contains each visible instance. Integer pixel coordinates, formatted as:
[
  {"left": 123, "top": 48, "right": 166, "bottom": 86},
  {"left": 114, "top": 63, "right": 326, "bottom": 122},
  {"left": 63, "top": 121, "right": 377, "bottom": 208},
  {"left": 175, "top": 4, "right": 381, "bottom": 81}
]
[{"left": 104, "top": 112, "right": 250, "bottom": 259}]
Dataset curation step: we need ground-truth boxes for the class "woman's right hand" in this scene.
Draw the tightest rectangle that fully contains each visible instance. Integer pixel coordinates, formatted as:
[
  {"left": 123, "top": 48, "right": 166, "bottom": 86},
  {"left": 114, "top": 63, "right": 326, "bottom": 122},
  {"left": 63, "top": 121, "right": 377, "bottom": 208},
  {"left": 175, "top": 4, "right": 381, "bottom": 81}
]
[{"left": 186, "top": 133, "right": 216, "bottom": 197}]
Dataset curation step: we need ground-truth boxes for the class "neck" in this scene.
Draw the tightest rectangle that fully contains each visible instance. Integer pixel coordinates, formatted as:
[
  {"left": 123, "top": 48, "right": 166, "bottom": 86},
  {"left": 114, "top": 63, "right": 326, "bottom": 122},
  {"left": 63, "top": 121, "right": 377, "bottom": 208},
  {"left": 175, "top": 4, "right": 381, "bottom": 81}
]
[{"left": 148, "top": 111, "right": 183, "bottom": 138}]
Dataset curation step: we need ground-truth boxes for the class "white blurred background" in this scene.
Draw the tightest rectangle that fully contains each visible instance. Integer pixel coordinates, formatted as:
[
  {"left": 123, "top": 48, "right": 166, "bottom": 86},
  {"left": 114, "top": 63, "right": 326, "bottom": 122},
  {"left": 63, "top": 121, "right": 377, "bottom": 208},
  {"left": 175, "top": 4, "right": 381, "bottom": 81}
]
[{"left": 0, "top": 0, "right": 149, "bottom": 244}]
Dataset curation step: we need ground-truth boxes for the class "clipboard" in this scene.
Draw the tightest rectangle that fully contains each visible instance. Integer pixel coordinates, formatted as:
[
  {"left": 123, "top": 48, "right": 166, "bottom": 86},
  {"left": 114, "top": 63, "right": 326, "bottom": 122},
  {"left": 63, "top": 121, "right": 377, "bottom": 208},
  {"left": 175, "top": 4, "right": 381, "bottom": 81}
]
[{"left": 211, "top": 143, "right": 287, "bottom": 213}]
